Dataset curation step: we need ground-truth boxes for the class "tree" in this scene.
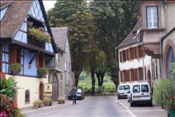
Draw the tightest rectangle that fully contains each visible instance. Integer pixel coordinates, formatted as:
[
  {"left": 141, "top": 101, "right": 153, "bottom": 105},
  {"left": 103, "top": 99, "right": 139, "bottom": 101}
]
[
  {"left": 89, "top": 0, "right": 139, "bottom": 88},
  {"left": 47, "top": 0, "right": 97, "bottom": 86},
  {"left": 95, "top": 51, "right": 108, "bottom": 93}
]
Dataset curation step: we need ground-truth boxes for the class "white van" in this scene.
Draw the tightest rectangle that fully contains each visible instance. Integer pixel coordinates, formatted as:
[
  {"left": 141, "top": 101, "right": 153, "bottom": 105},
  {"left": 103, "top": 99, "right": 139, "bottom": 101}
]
[
  {"left": 129, "top": 82, "right": 152, "bottom": 107},
  {"left": 117, "top": 83, "right": 131, "bottom": 99}
]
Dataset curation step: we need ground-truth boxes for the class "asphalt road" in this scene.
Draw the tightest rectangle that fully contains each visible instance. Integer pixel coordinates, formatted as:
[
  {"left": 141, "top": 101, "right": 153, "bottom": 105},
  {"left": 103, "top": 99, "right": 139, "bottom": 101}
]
[{"left": 24, "top": 96, "right": 134, "bottom": 117}]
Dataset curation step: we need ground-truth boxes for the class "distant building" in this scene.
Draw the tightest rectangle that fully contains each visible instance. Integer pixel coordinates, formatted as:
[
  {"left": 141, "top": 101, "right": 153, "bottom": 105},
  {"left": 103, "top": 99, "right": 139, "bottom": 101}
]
[
  {"left": 0, "top": 0, "right": 57, "bottom": 108},
  {"left": 50, "top": 27, "right": 73, "bottom": 100},
  {"left": 117, "top": 19, "right": 153, "bottom": 87}
]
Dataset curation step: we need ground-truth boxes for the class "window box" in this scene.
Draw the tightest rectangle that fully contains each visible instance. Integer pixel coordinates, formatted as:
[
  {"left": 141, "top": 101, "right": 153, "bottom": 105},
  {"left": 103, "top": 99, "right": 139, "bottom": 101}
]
[
  {"left": 28, "top": 27, "right": 51, "bottom": 49},
  {"left": 9, "top": 63, "right": 21, "bottom": 74},
  {"left": 37, "top": 66, "right": 48, "bottom": 78}
]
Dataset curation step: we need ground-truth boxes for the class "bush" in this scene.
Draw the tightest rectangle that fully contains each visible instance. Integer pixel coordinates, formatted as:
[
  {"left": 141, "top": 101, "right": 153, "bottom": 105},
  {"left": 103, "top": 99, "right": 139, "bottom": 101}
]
[
  {"left": 0, "top": 94, "right": 26, "bottom": 117},
  {"left": 33, "top": 99, "right": 43, "bottom": 104},
  {"left": 43, "top": 98, "right": 52, "bottom": 103},
  {"left": 0, "top": 72, "right": 20, "bottom": 99},
  {"left": 153, "top": 62, "right": 175, "bottom": 111}
]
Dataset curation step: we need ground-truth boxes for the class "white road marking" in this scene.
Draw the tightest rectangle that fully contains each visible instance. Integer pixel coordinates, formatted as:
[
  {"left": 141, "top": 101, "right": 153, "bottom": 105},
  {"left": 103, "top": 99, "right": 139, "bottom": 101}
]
[{"left": 116, "top": 101, "right": 137, "bottom": 117}]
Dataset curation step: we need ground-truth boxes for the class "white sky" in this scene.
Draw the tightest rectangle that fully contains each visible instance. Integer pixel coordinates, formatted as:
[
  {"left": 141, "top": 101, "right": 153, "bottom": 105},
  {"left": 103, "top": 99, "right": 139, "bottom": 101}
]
[{"left": 43, "top": 1, "right": 56, "bottom": 11}]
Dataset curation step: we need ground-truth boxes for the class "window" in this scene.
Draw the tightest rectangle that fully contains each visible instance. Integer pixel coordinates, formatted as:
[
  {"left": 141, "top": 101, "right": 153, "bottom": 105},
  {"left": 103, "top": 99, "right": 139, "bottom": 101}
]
[
  {"left": 141, "top": 85, "right": 149, "bottom": 92},
  {"left": 146, "top": 6, "right": 158, "bottom": 28},
  {"left": 36, "top": 53, "right": 45, "bottom": 68},
  {"left": 120, "top": 51, "right": 122, "bottom": 62},
  {"left": 25, "top": 90, "right": 30, "bottom": 103},
  {"left": 138, "top": 45, "right": 144, "bottom": 57},
  {"left": 131, "top": 69, "right": 138, "bottom": 81},
  {"left": 123, "top": 70, "right": 130, "bottom": 81},
  {"left": 133, "top": 85, "right": 140, "bottom": 93},
  {"left": 167, "top": 47, "right": 175, "bottom": 78},
  {"left": 0, "top": 7, "right": 8, "bottom": 21},
  {"left": 139, "top": 68, "right": 143, "bottom": 80}
]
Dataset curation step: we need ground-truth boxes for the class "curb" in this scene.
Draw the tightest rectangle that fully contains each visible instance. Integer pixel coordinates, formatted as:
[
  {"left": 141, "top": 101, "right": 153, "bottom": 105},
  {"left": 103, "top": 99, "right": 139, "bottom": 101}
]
[{"left": 116, "top": 100, "right": 137, "bottom": 117}]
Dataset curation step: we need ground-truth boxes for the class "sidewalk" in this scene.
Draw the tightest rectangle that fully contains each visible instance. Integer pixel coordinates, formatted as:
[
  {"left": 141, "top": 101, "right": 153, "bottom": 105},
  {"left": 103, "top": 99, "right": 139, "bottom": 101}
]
[
  {"left": 117, "top": 99, "right": 168, "bottom": 117},
  {"left": 20, "top": 100, "right": 69, "bottom": 114}
]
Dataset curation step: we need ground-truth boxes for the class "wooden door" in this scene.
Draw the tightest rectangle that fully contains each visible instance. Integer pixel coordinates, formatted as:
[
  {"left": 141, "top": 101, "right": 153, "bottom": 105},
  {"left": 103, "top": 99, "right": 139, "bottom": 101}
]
[
  {"left": 52, "top": 74, "right": 58, "bottom": 101},
  {"left": 39, "top": 82, "right": 44, "bottom": 100}
]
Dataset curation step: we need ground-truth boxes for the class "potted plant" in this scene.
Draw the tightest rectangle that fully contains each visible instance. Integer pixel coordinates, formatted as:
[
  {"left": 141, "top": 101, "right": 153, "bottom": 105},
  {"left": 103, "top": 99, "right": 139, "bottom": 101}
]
[
  {"left": 28, "top": 27, "right": 51, "bottom": 42},
  {"left": 58, "top": 97, "right": 65, "bottom": 104},
  {"left": 9, "top": 63, "right": 21, "bottom": 74},
  {"left": 33, "top": 99, "right": 43, "bottom": 109},
  {"left": 153, "top": 62, "right": 175, "bottom": 117},
  {"left": 38, "top": 66, "right": 48, "bottom": 78},
  {"left": 43, "top": 97, "right": 52, "bottom": 106}
]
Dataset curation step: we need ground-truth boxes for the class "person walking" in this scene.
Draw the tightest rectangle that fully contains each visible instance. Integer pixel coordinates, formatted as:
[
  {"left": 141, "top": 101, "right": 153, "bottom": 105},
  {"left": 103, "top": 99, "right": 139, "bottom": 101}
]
[{"left": 71, "top": 87, "right": 77, "bottom": 104}]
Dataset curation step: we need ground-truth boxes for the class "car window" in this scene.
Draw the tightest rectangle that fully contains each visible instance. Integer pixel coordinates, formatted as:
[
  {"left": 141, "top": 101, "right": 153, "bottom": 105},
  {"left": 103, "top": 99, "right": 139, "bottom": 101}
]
[
  {"left": 119, "top": 86, "right": 124, "bottom": 90},
  {"left": 77, "top": 89, "right": 82, "bottom": 93},
  {"left": 133, "top": 85, "right": 140, "bottom": 93},
  {"left": 141, "top": 85, "right": 149, "bottom": 92},
  {"left": 124, "top": 85, "right": 130, "bottom": 90}
]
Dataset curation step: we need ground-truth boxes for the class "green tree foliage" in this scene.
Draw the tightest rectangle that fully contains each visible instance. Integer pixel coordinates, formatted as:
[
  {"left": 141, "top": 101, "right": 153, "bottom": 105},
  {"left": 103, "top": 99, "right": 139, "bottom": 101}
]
[
  {"left": 47, "top": 0, "right": 97, "bottom": 86},
  {"left": 89, "top": 0, "right": 139, "bottom": 88}
]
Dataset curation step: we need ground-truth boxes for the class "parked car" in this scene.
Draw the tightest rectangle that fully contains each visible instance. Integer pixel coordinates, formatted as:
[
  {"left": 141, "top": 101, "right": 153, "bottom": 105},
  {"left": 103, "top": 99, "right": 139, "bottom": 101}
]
[
  {"left": 130, "top": 81, "right": 152, "bottom": 107},
  {"left": 117, "top": 83, "right": 131, "bottom": 99},
  {"left": 68, "top": 88, "right": 85, "bottom": 100}
]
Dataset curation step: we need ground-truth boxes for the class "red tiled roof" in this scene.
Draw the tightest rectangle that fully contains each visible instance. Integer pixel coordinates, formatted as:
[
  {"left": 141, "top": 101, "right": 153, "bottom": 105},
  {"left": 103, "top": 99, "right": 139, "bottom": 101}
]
[{"left": 117, "top": 19, "right": 142, "bottom": 49}]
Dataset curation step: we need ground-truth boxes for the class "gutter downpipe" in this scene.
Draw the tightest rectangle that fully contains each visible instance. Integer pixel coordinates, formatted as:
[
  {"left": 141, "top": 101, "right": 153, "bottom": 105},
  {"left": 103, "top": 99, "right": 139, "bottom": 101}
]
[{"left": 160, "top": 0, "right": 168, "bottom": 78}]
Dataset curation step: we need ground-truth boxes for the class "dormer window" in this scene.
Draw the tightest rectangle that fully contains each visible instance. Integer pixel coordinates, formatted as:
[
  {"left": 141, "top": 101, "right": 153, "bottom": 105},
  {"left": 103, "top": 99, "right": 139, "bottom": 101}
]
[
  {"left": 0, "top": 7, "right": 8, "bottom": 21},
  {"left": 132, "top": 31, "right": 137, "bottom": 39},
  {"left": 146, "top": 6, "right": 158, "bottom": 29}
]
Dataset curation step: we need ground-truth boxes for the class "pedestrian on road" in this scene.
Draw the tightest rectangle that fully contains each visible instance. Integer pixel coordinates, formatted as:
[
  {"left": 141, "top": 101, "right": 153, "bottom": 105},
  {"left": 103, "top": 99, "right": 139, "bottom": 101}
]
[{"left": 71, "top": 87, "right": 77, "bottom": 104}]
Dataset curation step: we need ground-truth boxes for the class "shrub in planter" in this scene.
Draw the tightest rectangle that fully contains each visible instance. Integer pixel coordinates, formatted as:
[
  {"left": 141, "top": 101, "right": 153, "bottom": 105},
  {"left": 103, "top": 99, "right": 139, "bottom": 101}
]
[
  {"left": 43, "top": 97, "right": 52, "bottom": 106},
  {"left": 58, "top": 97, "right": 65, "bottom": 104},
  {"left": 38, "top": 67, "right": 48, "bottom": 78},
  {"left": 9, "top": 63, "right": 21, "bottom": 74},
  {"left": 28, "top": 27, "right": 51, "bottom": 42},
  {"left": 0, "top": 94, "right": 26, "bottom": 117},
  {"left": 33, "top": 99, "right": 43, "bottom": 109}
]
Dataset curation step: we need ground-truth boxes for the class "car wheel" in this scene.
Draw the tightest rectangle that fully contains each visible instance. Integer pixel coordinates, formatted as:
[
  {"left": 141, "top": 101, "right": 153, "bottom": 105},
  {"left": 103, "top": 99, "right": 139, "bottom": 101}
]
[
  {"left": 149, "top": 102, "right": 153, "bottom": 106},
  {"left": 130, "top": 102, "right": 134, "bottom": 107}
]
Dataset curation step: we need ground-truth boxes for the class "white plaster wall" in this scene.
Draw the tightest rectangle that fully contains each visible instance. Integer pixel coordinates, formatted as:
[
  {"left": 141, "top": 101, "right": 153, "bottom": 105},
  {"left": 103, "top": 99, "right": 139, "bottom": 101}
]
[
  {"left": 119, "top": 55, "right": 152, "bottom": 71},
  {"left": 6, "top": 74, "right": 48, "bottom": 108}
]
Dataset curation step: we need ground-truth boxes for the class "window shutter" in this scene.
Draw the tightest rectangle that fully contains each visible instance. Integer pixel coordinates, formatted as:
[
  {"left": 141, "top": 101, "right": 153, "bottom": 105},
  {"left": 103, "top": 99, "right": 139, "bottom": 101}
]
[
  {"left": 17, "top": 48, "right": 21, "bottom": 64},
  {"left": 41, "top": 54, "right": 45, "bottom": 67},
  {"left": 36, "top": 53, "right": 45, "bottom": 68},
  {"left": 9, "top": 46, "right": 17, "bottom": 64},
  {"left": 0, "top": 45, "right": 2, "bottom": 71}
]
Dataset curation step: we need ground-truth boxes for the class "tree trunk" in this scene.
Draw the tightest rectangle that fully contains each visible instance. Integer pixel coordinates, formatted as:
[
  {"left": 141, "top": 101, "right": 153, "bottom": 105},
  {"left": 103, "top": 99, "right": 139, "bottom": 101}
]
[
  {"left": 91, "top": 71, "right": 95, "bottom": 95},
  {"left": 74, "top": 71, "right": 81, "bottom": 87},
  {"left": 96, "top": 72, "right": 105, "bottom": 93}
]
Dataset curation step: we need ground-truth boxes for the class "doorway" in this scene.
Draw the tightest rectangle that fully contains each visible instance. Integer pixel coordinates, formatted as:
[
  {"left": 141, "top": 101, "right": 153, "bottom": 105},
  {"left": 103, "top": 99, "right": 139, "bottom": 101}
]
[{"left": 52, "top": 74, "right": 59, "bottom": 101}]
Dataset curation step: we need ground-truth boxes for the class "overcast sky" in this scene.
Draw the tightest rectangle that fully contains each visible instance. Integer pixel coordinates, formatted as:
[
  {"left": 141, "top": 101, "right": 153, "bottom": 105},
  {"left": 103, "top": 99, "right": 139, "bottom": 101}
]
[{"left": 43, "top": 1, "right": 56, "bottom": 11}]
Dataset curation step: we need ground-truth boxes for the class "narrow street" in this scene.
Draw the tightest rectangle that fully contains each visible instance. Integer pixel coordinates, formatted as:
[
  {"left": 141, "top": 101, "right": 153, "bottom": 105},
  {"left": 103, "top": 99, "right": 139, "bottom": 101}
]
[
  {"left": 23, "top": 96, "right": 132, "bottom": 117},
  {"left": 22, "top": 95, "right": 167, "bottom": 117}
]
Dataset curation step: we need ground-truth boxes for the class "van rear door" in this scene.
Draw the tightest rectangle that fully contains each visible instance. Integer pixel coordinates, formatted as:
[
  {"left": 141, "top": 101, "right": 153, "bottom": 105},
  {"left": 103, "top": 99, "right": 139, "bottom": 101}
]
[
  {"left": 132, "top": 85, "right": 141, "bottom": 100},
  {"left": 140, "top": 84, "right": 150, "bottom": 100}
]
